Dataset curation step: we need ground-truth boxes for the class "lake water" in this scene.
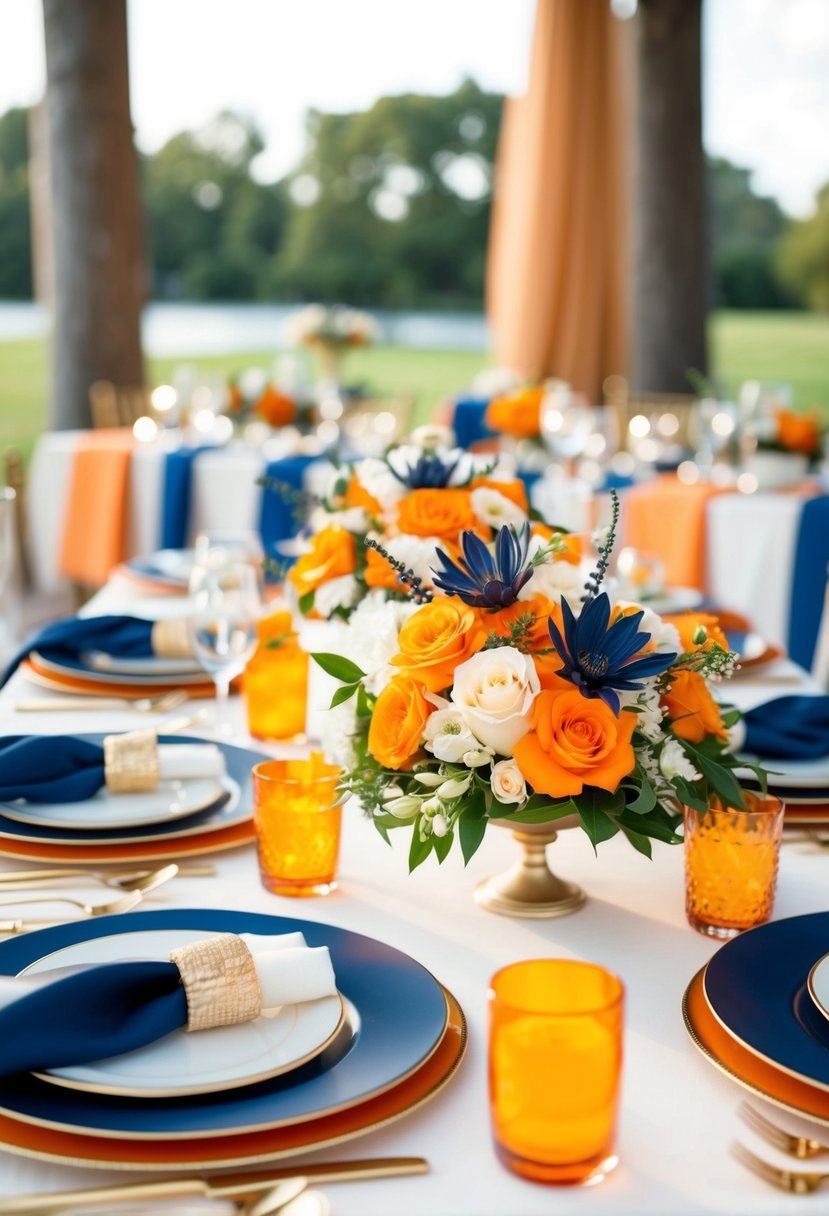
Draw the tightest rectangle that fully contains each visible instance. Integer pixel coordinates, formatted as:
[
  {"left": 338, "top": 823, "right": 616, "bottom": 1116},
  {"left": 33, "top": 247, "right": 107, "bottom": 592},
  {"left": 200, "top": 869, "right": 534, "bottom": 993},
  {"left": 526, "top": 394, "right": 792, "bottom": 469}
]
[{"left": 0, "top": 301, "right": 490, "bottom": 355}]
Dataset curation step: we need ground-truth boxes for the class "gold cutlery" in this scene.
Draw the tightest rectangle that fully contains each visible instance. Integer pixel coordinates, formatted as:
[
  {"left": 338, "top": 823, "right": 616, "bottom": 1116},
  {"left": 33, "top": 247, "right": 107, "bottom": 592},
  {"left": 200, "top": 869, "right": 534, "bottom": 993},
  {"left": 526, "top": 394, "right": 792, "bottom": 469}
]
[
  {"left": 738, "top": 1101, "right": 829, "bottom": 1158},
  {"left": 14, "top": 690, "right": 189, "bottom": 713},
  {"left": 732, "top": 1140, "right": 829, "bottom": 1193},
  {"left": 243, "top": 1179, "right": 310, "bottom": 1216},
  {"left": 0, "top": 863, "right": 180, "bottom": 895},
  {"left": 0, "top": 864, "right": 214, "bottom": 887},
  {"left": 0, "top": 1156, "right": 429, "bottom": 1213},
  {"left": 0, "top": 890, "right": 141, "bottom": 917}
]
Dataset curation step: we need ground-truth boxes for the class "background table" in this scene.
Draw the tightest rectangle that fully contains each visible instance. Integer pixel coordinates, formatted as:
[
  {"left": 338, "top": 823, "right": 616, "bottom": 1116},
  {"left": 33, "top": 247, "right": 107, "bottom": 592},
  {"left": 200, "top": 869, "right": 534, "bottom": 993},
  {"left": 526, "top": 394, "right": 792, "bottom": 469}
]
[{"left": 0, "top": 578, "right": 826, "bottom": 1213}]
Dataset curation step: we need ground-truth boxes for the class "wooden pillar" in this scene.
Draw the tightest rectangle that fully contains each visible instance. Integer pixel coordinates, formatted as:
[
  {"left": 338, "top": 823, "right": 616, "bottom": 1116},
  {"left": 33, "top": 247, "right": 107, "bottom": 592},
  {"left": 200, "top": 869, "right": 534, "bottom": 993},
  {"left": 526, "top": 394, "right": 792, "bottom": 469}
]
[
  {"left": 42, "top": 0, "right": 145, "bottom": 430},
  {"left": 632, "top": 0, "right": 707, "bottom": 393}
]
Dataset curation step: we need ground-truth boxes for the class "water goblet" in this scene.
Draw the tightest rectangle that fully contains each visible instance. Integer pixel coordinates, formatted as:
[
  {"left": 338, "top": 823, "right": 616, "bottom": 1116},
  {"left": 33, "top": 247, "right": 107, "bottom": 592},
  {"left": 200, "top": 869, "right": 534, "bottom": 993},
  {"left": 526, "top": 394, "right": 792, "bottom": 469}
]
[
  {"left": 187, "top": 560, "right": 261, "bottom": 736},
  {"left": 540, "top": 386, "right": 594, "bottom": 478}
]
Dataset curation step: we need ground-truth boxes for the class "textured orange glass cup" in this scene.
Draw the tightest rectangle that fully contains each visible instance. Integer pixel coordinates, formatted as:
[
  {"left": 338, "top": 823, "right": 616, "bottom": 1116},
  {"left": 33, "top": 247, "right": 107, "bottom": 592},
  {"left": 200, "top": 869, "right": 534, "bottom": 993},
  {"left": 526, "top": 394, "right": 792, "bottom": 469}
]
[
  {"left": 488, "top": 959, "right": 624, "bottom": 1186},
  {"left": 252, "top": 755, "right": 342, "bottom": 896},
  {"left": 244, "top": 612, "right": 308, "bottom": 741},
  {"left": 684, "top": 793, "right": 785, "bottom": 938}
]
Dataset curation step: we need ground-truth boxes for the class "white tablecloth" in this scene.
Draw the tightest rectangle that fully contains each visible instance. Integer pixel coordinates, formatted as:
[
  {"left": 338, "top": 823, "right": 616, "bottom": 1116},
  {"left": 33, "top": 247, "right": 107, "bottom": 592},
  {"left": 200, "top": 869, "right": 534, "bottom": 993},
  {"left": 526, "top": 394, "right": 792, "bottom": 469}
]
[{"left": 0, "top": 577, "right": 827, "bottom": 1214}]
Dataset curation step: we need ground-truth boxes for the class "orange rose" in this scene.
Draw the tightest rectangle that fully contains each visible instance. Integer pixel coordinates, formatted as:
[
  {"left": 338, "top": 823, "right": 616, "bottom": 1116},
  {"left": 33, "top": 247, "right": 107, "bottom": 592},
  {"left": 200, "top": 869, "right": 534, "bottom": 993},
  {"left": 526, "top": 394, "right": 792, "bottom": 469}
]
[
  {"left": 364, "top": 545, "right": 405, "bottom": 592},
  {"left": 391, "top": 599, "right": 485, "bottom": 693},
  {"left": 514, "top": 689, "right": 637, "bottom": 798},
  {"left": 469, "top": 476, "right": 528, "bottom": 513},
  {"left": 345, "top": 473, "right": 383, "bottom": 519},
  {"left": 661, "top": 670, "right": 727, "bottom": 743},
  {"left": 255, "top": 386, "right": 296, "bottom": 428},
  {"left": 483, "top": 594, "right": 561, "bottom": 651},
  {"left": 396, "top": 488, "right": 479, "bottom": 542},
  {"left": 663, "top": 613, "right": 729, "bottom": 654},
  {"left": 775, "top": 408, "right": 821, "bottom": 456},
  {"left": 288, "top": 525, "right": 356, "bottom": 599},
  {"left": 485, "top": 387, "right": 543, "bottom": 439},
  {"left": 368, "top": 676, "right": 432, "bottom": 770}
]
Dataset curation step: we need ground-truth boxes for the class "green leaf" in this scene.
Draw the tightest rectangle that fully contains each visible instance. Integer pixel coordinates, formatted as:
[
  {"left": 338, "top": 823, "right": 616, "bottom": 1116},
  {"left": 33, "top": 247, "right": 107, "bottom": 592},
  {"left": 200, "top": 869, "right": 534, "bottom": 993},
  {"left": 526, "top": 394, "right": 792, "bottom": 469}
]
[
  {"left": 684, "top": 743, "right": 746, "bottom": 809},
  {"left": 618, "top": 808, "right": 682, "bottom": 845},
  {"left": 372, "top": 814, "right": 411, "bottom": 830},
  {"left": 311, "top": 653, "right": 366, "bottom": 684},
  {"left": 330, "top": 682, "right": 359, "bottom": 708},
  {"left": 459, "top": 794, "right": 488, "bottom": 865},
  {"left": 408, "top": 822, "right": 434, "bottom": 872},
  {"left": 298, "top": 591, "right": 315, "bottom": 615},
  {"left": 620, "top": 825, "right": 653, "bottom": 858},
  {"left": 489, "top": 800, "right": 580, "bottom": 825},
  {"left": 577, "top": 793, "right": 620, "bottom": 853},
  {"left": 672, "top": 776, "right": 707, "bottom": 813},
  {"left": 433, "top": 830, "right": 454, "bottom": 863},
  {"left": 373, "top": 821, "right": 390, "bottom": 845},
  {"left": 625, "top": 771, "right": 657, "bottom": 816}
]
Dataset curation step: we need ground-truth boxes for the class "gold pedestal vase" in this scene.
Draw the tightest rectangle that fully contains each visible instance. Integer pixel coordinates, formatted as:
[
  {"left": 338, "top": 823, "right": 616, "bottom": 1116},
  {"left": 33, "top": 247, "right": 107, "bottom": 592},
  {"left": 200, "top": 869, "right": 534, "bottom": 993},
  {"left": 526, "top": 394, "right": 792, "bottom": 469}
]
[{"left": 475, "top": 816, "right": 586, "bottom": 919}]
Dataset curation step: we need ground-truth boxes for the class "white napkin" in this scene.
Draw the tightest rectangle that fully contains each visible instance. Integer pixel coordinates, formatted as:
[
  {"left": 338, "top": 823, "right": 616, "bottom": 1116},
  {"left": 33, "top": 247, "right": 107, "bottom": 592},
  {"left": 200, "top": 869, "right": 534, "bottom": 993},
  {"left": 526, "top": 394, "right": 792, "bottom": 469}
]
[
  {"left": 157, "top": 744, "right": 225, "bottom": 782},
  {"left": 240, "top": 932, "right": 338, "bottom": 1009}
]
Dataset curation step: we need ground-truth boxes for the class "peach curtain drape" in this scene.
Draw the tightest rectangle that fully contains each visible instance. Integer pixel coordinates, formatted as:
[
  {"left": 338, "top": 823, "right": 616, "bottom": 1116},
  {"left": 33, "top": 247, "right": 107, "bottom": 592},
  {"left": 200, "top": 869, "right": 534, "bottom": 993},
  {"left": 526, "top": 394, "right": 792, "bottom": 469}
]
[{"left": 486, "top": 0, "right": 629, "bottom": 403}]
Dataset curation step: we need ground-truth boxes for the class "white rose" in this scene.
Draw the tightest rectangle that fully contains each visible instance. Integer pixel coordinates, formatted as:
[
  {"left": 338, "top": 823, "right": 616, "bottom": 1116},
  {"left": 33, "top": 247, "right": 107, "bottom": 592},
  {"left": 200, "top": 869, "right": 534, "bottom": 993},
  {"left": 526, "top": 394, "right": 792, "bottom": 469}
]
[
  {"left": 659, "top": 739, "right": 701, "bottom": 783},
  {"left": 490, "top": 758, "right": 527, "bottom": 805},
  {"left": 313, "top": 574, "right": 360, "bottom": 619},
  {"left": 519, "top": 553, "right": 586, "bottom": 607},
  {"left": 470, "top": 487, "right": 527, "bottom": 532},
  {"left": 423, "top": 707, "right": 481, "bottom": 762},
  {"left": 451, "top": 646, "right": 540, "bottom": 756},
  {"left": 353, "top": 457, "right": 406, "bottom": 513}
]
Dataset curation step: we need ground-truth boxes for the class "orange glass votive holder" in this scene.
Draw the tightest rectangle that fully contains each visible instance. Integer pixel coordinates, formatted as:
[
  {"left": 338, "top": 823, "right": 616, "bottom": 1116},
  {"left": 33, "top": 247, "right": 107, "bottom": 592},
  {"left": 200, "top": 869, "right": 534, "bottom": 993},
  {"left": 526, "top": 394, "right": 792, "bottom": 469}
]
[
  {"left": 244, "top": 612, "right": 308, "bottom": 741},
  {"left": 684, "top": 792, "right": 785, "bottom": 939},
  {"left": 252, "top": 755, "right": 342, "bottom": 897},
  {"left": 488, "top": 959, "right": 624, "bottom": 1186}
]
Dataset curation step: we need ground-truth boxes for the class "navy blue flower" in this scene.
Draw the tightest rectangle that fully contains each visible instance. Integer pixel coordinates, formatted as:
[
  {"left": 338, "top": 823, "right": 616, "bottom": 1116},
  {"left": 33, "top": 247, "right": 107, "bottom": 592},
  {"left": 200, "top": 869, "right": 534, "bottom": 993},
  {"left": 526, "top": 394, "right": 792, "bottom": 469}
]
[
  {"left": 431, "top": 524, "right": 534, "bottom": 609},
  {"left": 548, "top": 593, "right": 676, "bottom": 715},
  {"left": 388, "top": 452, "right": 462, "bottom": 490}
]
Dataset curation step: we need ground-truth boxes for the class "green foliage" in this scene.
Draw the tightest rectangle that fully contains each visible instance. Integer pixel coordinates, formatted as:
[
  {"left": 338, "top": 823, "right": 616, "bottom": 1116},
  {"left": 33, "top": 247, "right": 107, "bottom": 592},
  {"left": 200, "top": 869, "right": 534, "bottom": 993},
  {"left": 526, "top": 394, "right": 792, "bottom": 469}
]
[
  {"left": 0, "top": 109, "right": 31, "bottom": 298},
  {"left": 708, "top": 156, "right": 793, "bottom": 310},
  {"left": 776, "top": 185, "right": 829, "bottom": 312}
]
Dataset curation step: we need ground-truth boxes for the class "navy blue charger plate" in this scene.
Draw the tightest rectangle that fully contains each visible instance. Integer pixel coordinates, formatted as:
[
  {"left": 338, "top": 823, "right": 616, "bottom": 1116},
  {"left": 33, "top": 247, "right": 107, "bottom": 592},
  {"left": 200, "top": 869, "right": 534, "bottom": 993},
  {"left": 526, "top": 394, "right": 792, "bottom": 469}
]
[
  {"left": 704, "top": 912, "right": 829, "bottom": 1089},
  {"left": 0, "top": 908, "right": 448, "bottom": 1136}
]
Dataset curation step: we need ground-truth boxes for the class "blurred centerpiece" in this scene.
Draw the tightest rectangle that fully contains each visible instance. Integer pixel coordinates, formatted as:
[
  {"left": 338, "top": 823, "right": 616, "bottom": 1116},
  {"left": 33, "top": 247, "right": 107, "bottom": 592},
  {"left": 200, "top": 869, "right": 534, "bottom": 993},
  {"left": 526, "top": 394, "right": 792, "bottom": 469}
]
[
  {"left": 314, "top": 493, "right": 760, "bottom": 917},
  {"left": 285, "top": 303, "right": 379, "bottom": 387}
]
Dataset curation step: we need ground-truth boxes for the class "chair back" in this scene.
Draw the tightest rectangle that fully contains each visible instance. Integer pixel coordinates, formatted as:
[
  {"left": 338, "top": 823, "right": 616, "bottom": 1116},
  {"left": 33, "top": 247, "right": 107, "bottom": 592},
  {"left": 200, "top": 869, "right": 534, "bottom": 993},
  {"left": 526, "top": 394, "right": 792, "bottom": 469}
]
[
  {"left": 89, "top": 380, "right": 152, "bottom": 429},
  {"left": 604, "top": 379, "right": 700, "bottom": 453}
]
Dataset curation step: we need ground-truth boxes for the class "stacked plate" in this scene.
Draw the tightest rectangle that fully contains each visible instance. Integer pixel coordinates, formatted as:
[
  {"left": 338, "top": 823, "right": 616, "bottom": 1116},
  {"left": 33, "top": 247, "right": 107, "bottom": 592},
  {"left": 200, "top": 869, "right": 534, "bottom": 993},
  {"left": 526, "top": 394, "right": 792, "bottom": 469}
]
[
  {"left": 22, "top": 647, "right": 215, "bottom": 699},
  {"left": 741, "top": 756, "right": 829, "bottom": 827},
  {"left": 0, "top": 908, "right": 466, "bottom": 1169},
  {"left": 123, "top": 549, "right": 195, "bottom": 591},
  {"left": 683, "top": 912, "right": 829, "bottom": 1124},
  {"left": 0, "top": 735, "right": 260, "bottom": 864}
]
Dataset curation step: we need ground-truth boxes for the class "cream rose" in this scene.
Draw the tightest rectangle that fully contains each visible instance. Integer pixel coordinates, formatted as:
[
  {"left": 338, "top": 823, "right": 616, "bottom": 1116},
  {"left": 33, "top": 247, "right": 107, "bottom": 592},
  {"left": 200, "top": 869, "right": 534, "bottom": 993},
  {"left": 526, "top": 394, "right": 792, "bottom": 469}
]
[
  {"left": 451, "top": 646, "right": 540, "bottom": 756},
  {"left": 490, "top": 759, "right": 527, "bottom": 805}
]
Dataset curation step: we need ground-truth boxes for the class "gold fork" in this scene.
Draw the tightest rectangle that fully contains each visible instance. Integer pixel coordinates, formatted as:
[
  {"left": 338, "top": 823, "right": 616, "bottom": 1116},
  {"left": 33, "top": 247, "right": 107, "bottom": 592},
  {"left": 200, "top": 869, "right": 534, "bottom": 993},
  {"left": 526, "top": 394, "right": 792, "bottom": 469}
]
[
  {"left": 731, "top": 1141, "right": 829, "bottom": 1193},
  {"left": 738, "top": 1101, "right": 829, "bottom": 1158},
  {"left": 0, "top": 890, "right": 141, "bottom": 917}
]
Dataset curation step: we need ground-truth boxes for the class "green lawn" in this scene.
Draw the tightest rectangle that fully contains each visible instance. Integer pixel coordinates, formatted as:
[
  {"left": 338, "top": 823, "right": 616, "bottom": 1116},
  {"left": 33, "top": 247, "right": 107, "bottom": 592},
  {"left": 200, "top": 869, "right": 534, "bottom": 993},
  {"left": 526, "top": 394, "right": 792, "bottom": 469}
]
[{"left": 2, "top": 311, "right": 828, "bottom": 465}]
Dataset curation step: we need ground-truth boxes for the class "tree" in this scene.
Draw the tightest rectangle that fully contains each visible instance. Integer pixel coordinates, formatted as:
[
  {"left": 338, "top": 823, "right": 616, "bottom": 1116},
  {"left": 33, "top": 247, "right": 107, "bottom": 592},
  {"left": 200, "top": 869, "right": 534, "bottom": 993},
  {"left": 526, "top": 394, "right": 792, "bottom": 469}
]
[
  {"left": 632, "top": 0, "right": 708, "bottom": 392},
  {"left": 776, "top": 184, "right": 829, "bottom": 311},
  {"left": 42, "top": 0, "right": 145, "bottom": 429},
  {"left": 708, "top": 157, "right": 791, "bottom": 309},
  {"left": 272, "top": 79, "right": 503, "bottom": 308},
  {"left": 0, "top": 109, "right": 32, "bottom": 298}
]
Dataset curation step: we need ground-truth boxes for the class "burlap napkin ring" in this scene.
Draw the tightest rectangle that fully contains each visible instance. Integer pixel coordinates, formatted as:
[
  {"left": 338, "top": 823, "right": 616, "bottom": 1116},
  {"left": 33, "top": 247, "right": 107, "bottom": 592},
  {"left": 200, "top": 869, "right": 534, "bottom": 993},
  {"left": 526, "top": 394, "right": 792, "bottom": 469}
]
[
  {"left": 151, "top": 618, "right": 192, "bottom": 659},
  {"left": 103, "top": 728, "right": 159, "bottom": 793},
  {"left": 170, "top": 934, "right": 262, "bottom": 1031}
]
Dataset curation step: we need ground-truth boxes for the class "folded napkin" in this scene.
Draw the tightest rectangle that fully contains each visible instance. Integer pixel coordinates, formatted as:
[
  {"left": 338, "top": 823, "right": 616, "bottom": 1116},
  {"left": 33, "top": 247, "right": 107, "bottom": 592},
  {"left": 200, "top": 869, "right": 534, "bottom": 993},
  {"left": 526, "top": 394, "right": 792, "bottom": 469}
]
[
  {"left": 258, "top": 453, "right": 320, "bottom": 569},
  {"left": 2, "top": 614, "right": 192, "bottom": 687},
  {"left": 160, "top": 445, "right": 214, "bottom": 550},
  {"left": 451, "top": 397, "right": 497, "bottom": 450},
  {"left": 743, "top": 695, "right": 829, "bottom": 761},
  {"left": 0, "top": 932, "right": 337, "bottom": 1079},
  {"left": 0, "top": 734, "right": 225, "bottom": 803}
]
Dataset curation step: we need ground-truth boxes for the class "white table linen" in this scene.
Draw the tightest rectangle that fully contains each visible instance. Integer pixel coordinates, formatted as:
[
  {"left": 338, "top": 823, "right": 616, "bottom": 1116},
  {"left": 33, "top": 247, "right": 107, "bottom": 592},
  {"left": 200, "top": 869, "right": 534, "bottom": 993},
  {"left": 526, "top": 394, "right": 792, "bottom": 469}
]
[{"left": 0, "top": 576, "right": 827, "bottom": 1213}]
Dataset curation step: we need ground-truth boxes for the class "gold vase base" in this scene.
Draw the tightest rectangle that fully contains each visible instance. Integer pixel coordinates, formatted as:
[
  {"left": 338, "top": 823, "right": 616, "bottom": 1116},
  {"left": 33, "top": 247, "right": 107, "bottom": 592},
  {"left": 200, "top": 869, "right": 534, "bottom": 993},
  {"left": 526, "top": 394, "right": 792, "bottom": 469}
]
[{"left": 475, "top": 874, "right": 586, "bottom": 919}]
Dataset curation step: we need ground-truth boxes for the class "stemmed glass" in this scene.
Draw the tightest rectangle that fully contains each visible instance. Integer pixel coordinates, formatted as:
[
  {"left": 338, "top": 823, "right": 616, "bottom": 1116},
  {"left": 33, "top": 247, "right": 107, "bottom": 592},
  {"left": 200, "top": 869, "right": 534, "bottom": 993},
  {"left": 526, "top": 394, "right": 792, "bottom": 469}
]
[
  {"left": 187, "top": 560, "right": 261, "bottom": 736},
  {"left": 539, "top": 385, "right": 594, "bottom": 478}
]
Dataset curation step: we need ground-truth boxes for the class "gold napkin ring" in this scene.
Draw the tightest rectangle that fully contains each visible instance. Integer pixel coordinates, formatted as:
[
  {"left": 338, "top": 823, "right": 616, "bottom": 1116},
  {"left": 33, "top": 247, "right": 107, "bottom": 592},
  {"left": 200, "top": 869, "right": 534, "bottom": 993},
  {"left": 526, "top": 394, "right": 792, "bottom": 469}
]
[
  {"left": 151, "top": 618, "right": 192, "bottom": 659},
  {"left": 171, "top": 934, "right": 262, "bottom": 1031},
  {"left": 103, "top": 728, "right": 159, "bottom": 793}
]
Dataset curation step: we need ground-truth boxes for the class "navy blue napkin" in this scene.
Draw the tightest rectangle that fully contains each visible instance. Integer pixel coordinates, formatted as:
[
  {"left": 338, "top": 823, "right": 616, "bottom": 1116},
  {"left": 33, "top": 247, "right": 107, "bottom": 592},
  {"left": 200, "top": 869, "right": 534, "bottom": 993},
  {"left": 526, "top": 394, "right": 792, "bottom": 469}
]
[
  {"left": 787, "top": 496, "right": 829, "bottom": 671},
  {"left": 2, "top": 615, "right": 155, "bottom": 687},
  {"left": 258, "top": 454, "right": 318, "bottom": 567},
  {"left": 451, "top": 397, "right": 496, "bottom": 450},
  {"left": 0, "top": 960, "right": 188, "bottom": 1077},
  {"left": 0, "top": 735, "right": 110, "bottom": 802},
  {"left": 159, "top": 445, "right": 213, "bottom": 550},
  {"left": 743, "top": 695, "right": 829, "bottom": 760}
]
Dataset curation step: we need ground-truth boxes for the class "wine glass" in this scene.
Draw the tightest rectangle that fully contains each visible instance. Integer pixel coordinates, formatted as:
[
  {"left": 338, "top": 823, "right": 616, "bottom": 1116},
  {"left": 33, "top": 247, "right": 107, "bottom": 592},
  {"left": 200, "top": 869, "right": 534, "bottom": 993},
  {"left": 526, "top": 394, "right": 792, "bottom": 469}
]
[
  {"left": 540, "top": 385, "right": 594, "bottom": 478},
  {"left": 187, "top": 560, "right": 261, "bottom": 736}
]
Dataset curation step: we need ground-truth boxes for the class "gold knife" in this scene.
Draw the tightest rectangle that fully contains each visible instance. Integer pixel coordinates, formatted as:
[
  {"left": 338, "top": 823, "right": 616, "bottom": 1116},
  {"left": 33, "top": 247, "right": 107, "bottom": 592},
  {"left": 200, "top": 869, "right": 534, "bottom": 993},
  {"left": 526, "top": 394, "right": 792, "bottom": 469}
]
[
  {"left": 0, "top": 1157, "right": 428, "bottom": 1213},
  {"left": 0, "top": 866, "right": 216, "bottom": 884}
]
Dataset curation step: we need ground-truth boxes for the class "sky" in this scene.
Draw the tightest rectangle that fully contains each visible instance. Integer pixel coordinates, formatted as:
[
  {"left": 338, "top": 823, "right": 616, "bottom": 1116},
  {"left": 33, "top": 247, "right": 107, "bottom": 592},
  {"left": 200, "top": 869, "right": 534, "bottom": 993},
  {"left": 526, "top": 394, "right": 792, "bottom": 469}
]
[{"left": 1, "top": 0, "right": 828, "bottom": 218}]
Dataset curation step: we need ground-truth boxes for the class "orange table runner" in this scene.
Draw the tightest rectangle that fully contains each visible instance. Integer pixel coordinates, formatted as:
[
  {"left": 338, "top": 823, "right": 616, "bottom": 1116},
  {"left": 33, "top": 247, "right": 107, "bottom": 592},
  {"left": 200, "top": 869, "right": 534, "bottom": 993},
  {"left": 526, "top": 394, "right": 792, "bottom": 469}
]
[
  {"left": 58, "top": 429, "right": 135, "bottom": 587},
  {"left": 622, "top": 476, "right": 730, "bottom": 590}
]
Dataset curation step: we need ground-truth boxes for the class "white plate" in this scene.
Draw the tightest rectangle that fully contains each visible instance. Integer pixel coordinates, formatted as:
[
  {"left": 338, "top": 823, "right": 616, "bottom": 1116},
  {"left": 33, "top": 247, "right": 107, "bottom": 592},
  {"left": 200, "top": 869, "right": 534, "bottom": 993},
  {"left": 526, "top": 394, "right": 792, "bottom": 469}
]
[
  {"left": 0, "top": 777, "right": 226, "bottom": 831},
  {"left": 29, "top": 651, "right": 212, "bottom": 689},
  {"left": 808, "top": 953, "right": 829, "bottom": 1025},
  {"left": 642, "top": 587, "right": 704, "bottom": 615},
  {"left": 21, "top": 929, "right": 345, "bottom": 1097},
  {"left": 82, "top": 651, "right": 203, "bottom": 677},
  {"left": 736, "top": 756, "right": 829, "bottom": 790}
]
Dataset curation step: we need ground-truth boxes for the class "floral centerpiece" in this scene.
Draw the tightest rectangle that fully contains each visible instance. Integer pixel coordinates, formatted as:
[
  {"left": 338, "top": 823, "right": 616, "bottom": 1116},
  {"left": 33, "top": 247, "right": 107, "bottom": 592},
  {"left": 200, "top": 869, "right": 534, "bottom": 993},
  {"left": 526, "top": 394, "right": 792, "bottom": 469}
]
[
  {"left": 284, "top": 304, "right": 379, "bottom": 383},
  {"left": 485, "top": 384, "right": 545, "bottom": 441},
  {"left": 285, "top": 427, "right": 576, "bottom": 622},
  {"left": 314, "top": 494, "right": 761, "bottom": 908},
  {"left": 755, "top": 407, "right": 826, "bottom": 463}
]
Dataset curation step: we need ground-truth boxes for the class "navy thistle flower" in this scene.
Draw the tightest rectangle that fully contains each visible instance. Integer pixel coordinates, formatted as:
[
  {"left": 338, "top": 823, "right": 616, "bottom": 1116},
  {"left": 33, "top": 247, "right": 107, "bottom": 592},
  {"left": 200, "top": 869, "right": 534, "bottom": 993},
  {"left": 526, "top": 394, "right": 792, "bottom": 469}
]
[
  {"left": 548, "top": 592, "right": 676, "bottom": 715},
  {"left": 431, "top": 524, "right": 534, "bottom": 609},
  {"left": 388, "top": 451, "right": 462, "bottom": 490}
]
